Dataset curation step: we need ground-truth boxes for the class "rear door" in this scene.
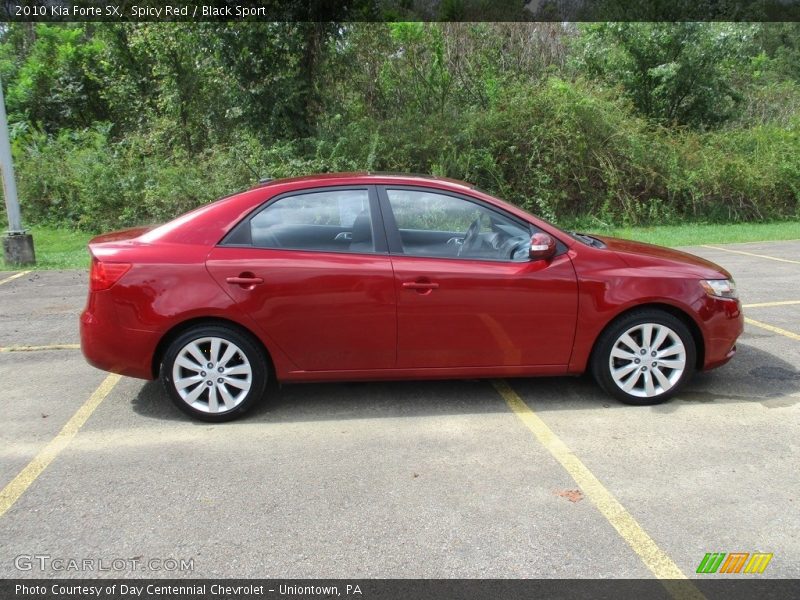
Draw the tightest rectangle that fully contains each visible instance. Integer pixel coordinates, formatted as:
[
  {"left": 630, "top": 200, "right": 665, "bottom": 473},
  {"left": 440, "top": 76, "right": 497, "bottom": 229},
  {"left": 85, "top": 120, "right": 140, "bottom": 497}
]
[
  {"left": 379, "top": 186, "right": 578, "bottom": 369},
  {"left": 206, "top": 186, "right": 397, "bottom": 372}
]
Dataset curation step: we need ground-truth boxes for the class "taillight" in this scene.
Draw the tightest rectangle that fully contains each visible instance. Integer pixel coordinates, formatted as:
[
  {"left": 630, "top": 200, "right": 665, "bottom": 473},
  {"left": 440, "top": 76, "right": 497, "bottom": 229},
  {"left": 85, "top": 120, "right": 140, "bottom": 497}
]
[{"left": 90, "top": 256, "right": 132, "bottom": 291}]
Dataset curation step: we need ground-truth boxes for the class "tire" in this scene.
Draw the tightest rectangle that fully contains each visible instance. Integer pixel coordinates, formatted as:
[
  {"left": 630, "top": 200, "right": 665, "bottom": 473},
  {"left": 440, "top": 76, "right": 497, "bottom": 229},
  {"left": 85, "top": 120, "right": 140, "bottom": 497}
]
[
  {"left": 591, "top": 309, "right": 696, "bottom": 406},
  {"left": 161, "top": 324, "right": 268, "bottom": 422}
]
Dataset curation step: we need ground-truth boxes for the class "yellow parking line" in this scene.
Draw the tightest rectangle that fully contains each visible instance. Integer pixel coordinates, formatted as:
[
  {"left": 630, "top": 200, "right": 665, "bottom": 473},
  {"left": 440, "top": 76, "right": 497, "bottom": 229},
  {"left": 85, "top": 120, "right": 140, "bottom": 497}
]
[
  {"left": 0, "top": 270, "right": 31, "bottom": 286},
  {"left": 745, "top": 317, "right": 800, "bottom": 341},
  {"left": 0, "top": 344, "right": 81, "bottom": 353},
  {"left": 743, "top": 300, "right": 800, "bottom": 308},
  {"left": 493, "top": 380, "right": 704, "bottom": 599},
  {"left": 0, "top": 374, "right": 121, "bottom": 519},
  {"left": 701, "top": 245, "right": 800, "bottom": 265}
]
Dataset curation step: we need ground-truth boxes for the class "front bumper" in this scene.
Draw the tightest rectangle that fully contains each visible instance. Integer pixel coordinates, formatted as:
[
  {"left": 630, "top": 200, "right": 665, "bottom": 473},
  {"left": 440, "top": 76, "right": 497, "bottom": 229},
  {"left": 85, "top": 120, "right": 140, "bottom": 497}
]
[{"left": 700, "top": 296, "right": 744, "bottom": 371}]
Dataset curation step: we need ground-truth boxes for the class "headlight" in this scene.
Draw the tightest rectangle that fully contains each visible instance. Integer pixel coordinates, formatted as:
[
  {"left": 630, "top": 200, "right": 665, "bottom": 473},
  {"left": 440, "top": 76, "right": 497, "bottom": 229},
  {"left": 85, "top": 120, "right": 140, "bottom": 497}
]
[{"left": 700, "top": 279, "right": 738, "bottom": 300}]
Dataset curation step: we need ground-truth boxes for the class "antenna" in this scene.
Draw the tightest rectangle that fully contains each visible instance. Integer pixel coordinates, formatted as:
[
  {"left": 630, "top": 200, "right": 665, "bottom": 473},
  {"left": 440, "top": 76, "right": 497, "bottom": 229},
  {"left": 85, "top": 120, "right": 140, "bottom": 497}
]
[{"left": 230, "top": 146, "right": 262, "bottom": 181}]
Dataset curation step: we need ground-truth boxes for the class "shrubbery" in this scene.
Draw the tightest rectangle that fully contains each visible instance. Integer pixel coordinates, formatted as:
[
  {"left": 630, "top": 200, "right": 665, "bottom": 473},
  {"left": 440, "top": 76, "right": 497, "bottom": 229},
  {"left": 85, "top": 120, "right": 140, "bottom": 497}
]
[{"left": 3, "top": 23, "right": 799, "bottom": 232}]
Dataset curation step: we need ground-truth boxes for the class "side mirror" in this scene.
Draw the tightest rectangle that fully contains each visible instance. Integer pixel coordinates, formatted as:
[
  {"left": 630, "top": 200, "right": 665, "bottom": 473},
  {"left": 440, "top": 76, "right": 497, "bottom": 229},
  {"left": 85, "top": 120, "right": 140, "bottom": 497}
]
[{"left": 529, "top": 233, "right": 556, "bottom": 261}]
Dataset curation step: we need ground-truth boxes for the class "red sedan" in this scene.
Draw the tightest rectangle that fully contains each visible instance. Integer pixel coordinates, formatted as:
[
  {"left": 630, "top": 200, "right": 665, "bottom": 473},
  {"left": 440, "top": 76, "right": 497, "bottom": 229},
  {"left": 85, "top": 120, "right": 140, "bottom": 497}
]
[{"left": 80, "top": 173, "right": 743, "bottom": 421}]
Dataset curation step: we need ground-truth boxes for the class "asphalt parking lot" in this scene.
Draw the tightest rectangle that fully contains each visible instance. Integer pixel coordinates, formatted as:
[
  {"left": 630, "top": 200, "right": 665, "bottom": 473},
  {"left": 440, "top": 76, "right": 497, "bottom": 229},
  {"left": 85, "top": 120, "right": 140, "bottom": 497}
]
[{"left": 0, "top": 240, "right": 798, "bottom": 582}]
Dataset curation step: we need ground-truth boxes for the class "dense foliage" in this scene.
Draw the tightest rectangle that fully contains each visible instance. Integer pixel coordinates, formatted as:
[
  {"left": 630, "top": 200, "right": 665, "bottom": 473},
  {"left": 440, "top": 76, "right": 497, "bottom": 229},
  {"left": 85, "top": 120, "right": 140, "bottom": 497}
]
[{"left": 1, "top": 22, "right": 799, "bottom": 232}]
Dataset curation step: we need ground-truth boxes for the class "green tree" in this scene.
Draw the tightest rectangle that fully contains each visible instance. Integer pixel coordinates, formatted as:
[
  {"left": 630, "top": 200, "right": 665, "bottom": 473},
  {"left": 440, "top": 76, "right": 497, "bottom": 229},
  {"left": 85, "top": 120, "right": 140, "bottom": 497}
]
[
  {"left": 0, "top": 23, "right": 110, "bottom": 131},
  {"left": 210, "top": 22, "right": 340, "bottom": 141},
  {"left": 576, "top": 23, "right": 752, "bottom": 128}
]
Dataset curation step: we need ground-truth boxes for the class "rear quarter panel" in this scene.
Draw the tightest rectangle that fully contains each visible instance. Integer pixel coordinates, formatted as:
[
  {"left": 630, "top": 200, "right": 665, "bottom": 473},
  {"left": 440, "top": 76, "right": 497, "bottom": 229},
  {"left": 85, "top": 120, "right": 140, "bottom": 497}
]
[{"left": 91, "top": 242, "right": 299, "bottom": 378}]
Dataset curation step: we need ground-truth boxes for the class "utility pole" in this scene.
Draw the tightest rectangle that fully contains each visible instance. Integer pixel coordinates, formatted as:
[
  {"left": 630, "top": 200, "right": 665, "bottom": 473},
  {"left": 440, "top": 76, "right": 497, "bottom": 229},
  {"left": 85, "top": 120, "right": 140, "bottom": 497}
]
[{"left": 0, "top": 75, "right": 35, "bottom": 266}]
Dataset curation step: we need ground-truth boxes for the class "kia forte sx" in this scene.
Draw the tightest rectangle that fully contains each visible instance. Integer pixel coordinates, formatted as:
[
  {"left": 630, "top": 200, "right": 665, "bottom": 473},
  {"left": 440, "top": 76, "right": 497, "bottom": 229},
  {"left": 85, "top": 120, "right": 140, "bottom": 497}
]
[{"left": 80, "top": 173, "right": 743, "bottom": 421}]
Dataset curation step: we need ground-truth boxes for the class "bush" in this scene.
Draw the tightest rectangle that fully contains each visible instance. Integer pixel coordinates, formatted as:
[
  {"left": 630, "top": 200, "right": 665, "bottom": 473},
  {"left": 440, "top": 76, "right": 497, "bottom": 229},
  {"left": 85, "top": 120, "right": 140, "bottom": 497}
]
[
  {"left": 9, "top": 79, "right": 800, "bottom": 233},
  {"left": 673, "top": 121, "right": 800, "bottom": 221},
  {"left": 13, "top": 127, "right": 261, "bottom": 231}
]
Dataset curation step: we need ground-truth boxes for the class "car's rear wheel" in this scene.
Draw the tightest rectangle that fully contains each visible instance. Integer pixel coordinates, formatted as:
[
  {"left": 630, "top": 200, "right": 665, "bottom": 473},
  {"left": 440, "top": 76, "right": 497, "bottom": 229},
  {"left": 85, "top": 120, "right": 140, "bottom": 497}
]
[
  {"left": 162, "top": 325, "right": 267, "bottom": 422},
  {"left": 591, "top": 309, "right": 696, "bottom": 405}
]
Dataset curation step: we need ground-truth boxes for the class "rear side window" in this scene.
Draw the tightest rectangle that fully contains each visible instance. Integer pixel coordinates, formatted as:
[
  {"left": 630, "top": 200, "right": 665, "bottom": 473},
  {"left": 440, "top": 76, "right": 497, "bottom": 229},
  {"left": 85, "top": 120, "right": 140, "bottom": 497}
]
[{"left": 248, "top": 189, "right": 375, "bottom": 253}]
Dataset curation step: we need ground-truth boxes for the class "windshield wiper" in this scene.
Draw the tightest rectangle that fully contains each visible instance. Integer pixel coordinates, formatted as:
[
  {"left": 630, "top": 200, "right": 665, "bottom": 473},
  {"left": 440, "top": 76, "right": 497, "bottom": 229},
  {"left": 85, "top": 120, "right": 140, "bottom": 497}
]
[
  {"left": 569, "top": 231, "right": 605, "bottom": 248},
  {"left": 569, "top": 231, "right": 593, "bottom": 244}
]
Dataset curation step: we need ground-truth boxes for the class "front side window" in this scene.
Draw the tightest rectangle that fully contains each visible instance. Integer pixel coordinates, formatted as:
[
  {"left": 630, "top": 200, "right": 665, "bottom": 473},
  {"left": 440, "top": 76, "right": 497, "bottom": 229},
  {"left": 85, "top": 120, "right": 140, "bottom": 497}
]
[
  {"left": 249, "top": 189, "right": 374, "bottom": 253},
  {"left": 386, "top": 189, "right": 530, "bottom": 261}
]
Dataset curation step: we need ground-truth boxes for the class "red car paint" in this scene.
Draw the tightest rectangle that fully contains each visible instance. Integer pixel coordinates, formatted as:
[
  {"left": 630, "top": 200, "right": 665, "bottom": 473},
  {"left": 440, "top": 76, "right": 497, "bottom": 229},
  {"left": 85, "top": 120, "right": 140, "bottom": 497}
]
[{"left": 80, "top": 173, "right": 743, "bottom": 383}]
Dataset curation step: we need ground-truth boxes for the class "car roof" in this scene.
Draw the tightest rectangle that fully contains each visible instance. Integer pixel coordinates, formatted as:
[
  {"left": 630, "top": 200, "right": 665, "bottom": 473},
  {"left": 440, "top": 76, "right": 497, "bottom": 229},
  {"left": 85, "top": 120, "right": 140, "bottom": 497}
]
[
  {"left": 139, "top": 171, "right": 569, "bottom": 248},
  {"left": 253, "top": 172, "right": 477, "bottom": 192}
]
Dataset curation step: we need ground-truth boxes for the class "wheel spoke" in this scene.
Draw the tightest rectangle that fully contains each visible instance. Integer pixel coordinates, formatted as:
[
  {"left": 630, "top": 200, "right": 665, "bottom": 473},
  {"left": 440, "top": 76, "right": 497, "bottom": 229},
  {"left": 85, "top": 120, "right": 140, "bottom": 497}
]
[
  {"left": 176, "top": 355, "right": 202, "bottom": 372},
  {"left": 175, "top": 374, "right": 203, "bottom": 390},
  {"left": 223, "top": 376, "right": 250, "bottom": 390},
  {"left": 218, "top": 384, "right": 237, "bottom": 408},
  {"left": 656, "top": 345, "right": 681, "bottom": 359},
  {"left": 223, "top": 364, "right": 250, "bottom": 376},
  {"left": 652, "top": 366, "right": 671, "bottom": 390},
  {"left": 619, "top": 333, "right": 640, "bottom": 353},
  {"left": 209, "top": 338, "right": 221, "bottom": 364},
  {"left": 651, "top": 327, "right": 669, "bottom": 351},
  {"left": 641, "top": 324, "right": 653, "bottom": 349},
  {"left": 611, "top": 346, "right": 637, "bottom": 360},
  {"left": 184, "top": 381, "right": 206, "bottom": 404},
  {"left": 622, "top": 370, "right": 641, "bottom": 392},
  {"left": 658, "top": 358, "right": 685, "bottom": 370},
  {"left": 218, "top": 343, "right": 238, "bottom": 367},
  {"left": 643, "top": 371, "right": 656, "bottom": 396},
  {"left": 186, "top": 342, "right": 207, "bottom": 367},
  {"left": 207, "top": 386, "right": 219, "bottom": 412},
  {"left": 613, "top": 362, "right": 639, "bottom": 378}
]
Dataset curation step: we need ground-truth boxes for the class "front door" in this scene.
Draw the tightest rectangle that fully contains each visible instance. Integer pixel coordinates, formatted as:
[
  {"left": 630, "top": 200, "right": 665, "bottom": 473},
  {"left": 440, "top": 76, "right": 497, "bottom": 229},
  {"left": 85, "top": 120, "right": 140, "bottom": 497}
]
[{"left": 380, "top": 187, "right": 578, "bottom": 369}]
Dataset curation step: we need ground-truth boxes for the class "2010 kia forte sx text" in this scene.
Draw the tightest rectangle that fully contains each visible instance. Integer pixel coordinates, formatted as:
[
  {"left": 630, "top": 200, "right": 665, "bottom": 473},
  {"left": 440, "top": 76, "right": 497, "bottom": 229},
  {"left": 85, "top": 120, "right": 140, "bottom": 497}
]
[{"left": 80, "top": 173, "right": 744, "bottom": 421}]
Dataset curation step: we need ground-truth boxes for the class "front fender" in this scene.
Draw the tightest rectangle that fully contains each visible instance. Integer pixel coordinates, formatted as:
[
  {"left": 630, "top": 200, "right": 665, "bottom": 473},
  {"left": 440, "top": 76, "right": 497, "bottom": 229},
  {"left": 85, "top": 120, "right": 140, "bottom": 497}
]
[{"left": 567, "top": 265, "right": 711, "bottom": 374}]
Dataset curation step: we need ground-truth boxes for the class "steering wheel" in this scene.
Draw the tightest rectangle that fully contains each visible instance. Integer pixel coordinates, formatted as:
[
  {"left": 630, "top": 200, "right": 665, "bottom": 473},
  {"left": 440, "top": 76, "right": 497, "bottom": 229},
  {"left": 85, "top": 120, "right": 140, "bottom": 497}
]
[{"left": 458, "top": 218, "right": 481, "bottom": 257}]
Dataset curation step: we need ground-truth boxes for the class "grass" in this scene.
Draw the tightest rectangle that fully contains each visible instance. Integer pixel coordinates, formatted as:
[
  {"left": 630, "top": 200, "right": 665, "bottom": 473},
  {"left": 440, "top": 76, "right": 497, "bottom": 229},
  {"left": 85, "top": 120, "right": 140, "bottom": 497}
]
[
  {"left": 0, "top": 227, "right": 92, "bottom": 271},
  {"left": 0, "top": 221, "right": 798, "bottom": 271},
  {"left": 575, "top": 221, "right": 800, "bottom": 248}
]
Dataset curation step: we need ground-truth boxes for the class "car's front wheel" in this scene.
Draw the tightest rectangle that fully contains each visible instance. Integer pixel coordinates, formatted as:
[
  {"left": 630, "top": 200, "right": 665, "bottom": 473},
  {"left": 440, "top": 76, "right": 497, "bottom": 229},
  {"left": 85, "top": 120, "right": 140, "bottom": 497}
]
[
  {"left": 592, "top": 310, "right": 696, "bottom": 405},
  {"left": 161, "top": 324, "right": 268, "bottom": 422}
]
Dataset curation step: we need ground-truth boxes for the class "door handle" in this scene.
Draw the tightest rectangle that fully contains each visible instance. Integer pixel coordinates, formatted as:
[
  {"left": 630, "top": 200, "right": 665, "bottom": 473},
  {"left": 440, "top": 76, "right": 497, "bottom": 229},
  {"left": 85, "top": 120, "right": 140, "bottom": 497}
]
[
  {"left": 402, "top": 281, "right": 439, "bottom": 291},
  {"left": 226, "top": 274, "right": 264, "bottom": 287}
]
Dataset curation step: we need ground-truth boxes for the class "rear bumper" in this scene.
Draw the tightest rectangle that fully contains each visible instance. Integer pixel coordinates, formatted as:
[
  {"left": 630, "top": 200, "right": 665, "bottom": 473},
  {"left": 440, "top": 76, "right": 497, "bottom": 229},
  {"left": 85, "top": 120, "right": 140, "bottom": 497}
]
[
  {"left": 700, "top": 297, "right": 744, "bottom": 371},
  {"left": 80, "top": 293, "right": 159, "bottom": 380}
]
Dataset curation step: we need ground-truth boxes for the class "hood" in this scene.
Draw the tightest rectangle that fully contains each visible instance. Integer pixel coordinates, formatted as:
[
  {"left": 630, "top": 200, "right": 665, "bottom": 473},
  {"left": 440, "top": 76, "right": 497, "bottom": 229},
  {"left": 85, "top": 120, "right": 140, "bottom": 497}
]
[{"left": 593, "top": 235, "right": 732, "bottom": 279}]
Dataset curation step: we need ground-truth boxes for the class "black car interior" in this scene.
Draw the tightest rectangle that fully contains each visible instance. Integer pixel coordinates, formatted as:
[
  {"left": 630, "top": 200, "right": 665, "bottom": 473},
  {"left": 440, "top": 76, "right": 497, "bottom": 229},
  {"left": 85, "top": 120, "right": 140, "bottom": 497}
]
[
  {"left": 396, "top": 218, "right": 530, "bottom": 260},
  {"left": 247, "top": 216, "right": 528, "bottom": 260},
  {"left": 226, "top": 188, "right": 532, "bottom": 261}
]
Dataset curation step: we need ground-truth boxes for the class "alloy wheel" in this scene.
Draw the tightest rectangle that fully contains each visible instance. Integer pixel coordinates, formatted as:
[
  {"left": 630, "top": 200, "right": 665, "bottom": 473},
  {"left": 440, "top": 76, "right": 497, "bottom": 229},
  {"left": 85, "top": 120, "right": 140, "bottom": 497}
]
[
  {"left": 171, "top": 336, "right": 253, "bottom": 413},
  {"left": 608, "top": 323, "right": 686, "bottom": 399}
]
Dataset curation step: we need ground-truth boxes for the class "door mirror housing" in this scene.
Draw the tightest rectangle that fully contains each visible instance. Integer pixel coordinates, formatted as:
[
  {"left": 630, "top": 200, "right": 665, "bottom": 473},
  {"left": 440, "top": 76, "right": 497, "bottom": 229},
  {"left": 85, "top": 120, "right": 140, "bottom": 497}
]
[{"left": 529, "top": 233, "right": 556, "bottom": 261}]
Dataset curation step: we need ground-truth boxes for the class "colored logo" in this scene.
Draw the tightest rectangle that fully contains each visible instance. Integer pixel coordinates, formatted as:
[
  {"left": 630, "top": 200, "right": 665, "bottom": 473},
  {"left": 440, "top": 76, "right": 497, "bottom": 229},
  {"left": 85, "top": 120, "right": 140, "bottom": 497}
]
[{"left": 696, "top": 552, "right": 773, "bottom": 574}]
